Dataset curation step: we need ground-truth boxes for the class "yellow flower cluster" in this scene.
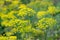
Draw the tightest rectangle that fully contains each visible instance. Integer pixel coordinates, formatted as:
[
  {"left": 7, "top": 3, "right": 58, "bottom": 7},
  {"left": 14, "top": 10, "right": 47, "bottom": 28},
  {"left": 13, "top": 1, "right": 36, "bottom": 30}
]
[
  {"left": 17, "top": 20, "right": 31, "bottom": 32},
  {"left": 12, "top": 0, "right": 19, "bottom": 5},
  {"left": 36, "top": 18, "right": 56, "bottom": 29},
  {"left": 1, "top": 13, "right": 7, "bottom": 20},
  {"left": 6, "top": 32, "right": 13, "bottom": 36},
  {"left": 48, "top": 6, "right": 56, "bottom": 15},
  {"left": 18, "top": 7, "right": 36, "bottom": 18},
  {"left": 1, "top": 18, "right": 30, "bottom": 27},
  {"left": 37, "top": 11, "right": 48, "bottom": 18},
  {"left": 9, "top": 36, "right": 17, "bottom": 40},
  {"left": 32, "top": 28, "right": 44, "bottom": 35},
  {"left": 20, "top": 25, "right": 32, "bottom": 33},
  {"left": 19, "top": 4, "right": 27, "bottom": 9},
  {"left": 0, "top": 36, "right": 7, "bottom": 40},
  {"left": 2, "top": 6, "right": 7, "bottom": 11},
  {"left": 0, "top": 36, "right": 17, "bottom": 40},
  {"left": 1, "top": 11, "right": 16, "bottom": 20}
]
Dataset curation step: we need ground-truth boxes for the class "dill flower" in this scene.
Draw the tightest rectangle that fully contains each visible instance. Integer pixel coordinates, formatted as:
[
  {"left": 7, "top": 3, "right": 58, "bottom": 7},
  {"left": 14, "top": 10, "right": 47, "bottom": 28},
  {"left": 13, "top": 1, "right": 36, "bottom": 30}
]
[
  {"left": 2, "top": 6, "right": 7, "bottom": 11},
  {"left": 7, "top": 11, "right": 16, "bottom": 19},
  {"left": 5, "top": 32, "right": 13, "bottom": 36},
  {"left": 1, "top": 11, "right": 16, "bottom": 20},
  {"left": 18, "top": 8, "right": 35, "bottom": 18},
  {"left": 1, "top": 13, "right": 7, "bottom": 20},
  {"left": 19, "top": 4, "right": 27, "bottom": 9},
  {"left": 1, "top": 20, "right": 8, "bottom": 26},
  {"left": 9, "top": 36, "right": 17, "bottom": 40},
  {"left": 37, "top": 18, "right": 57, "bottom": 29},
  {"left": 48, "top": 6, "right": 56, "bottom": 15},
  {"left": 11, "top": 28, "right": 18, "bottom": 33},
  {"left": 1, "top": 20, "right": 14, "bottom": 27},
  {"left": 0, "top": 36, "right": 7, "bottom": 40},
  {"left": 12, "top": 0, "right": 19, "bottom": 5},
  {"left": 37, "top": 11, "right": 48, "bottom": 18},
  {"left": 32, "top": 28, "right": 44, "bottom": 35}
]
